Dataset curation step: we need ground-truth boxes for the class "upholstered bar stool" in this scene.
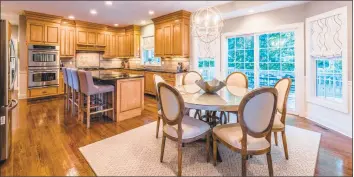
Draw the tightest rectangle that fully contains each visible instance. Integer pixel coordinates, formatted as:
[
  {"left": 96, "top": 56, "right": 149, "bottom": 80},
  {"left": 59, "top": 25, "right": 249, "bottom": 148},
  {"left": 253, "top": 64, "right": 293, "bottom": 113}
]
[
  {"left": 77, "top": 70, "right": 115, "bottom": 128},
  {"left": 66, "top": 68, "right": 74, "bottom": 112},
  {"left": 69, "top": 69, "right": 81, "bottom": 118},
  {"left": 62, "top": 67, "right": 70, "bottom": 110}
]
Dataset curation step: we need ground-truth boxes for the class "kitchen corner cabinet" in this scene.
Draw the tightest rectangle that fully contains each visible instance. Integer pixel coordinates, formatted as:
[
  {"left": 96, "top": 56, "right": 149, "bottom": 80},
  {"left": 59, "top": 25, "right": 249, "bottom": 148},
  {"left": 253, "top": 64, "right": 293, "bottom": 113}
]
[
  {"left": 60, "top": 26, "right": 75, "bottom": 57},
  {"left": 103, "top": 32, "right": 118, "bottom": 58},
  {"left": 27, "top": 20, "right": 60, "bottom": 45},
  {"left": 124, "top": 25, "right": 140, "bottom": 58},
  {"left": 152, "top": 10, "right": 191, "bottom": 58}
]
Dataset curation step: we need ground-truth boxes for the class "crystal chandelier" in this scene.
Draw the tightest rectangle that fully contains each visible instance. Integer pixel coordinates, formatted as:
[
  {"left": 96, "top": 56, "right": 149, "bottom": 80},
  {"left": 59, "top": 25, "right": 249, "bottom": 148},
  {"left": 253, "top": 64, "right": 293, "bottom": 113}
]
[{"left": 191, "top": 6, "right": 224, "bottom": 58}]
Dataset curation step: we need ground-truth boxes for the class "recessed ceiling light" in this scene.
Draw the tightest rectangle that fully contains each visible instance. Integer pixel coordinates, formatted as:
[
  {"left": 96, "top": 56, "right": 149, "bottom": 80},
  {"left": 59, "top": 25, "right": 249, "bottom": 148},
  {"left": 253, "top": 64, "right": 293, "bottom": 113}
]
[
  {"left": 114, "top": 24, "right": 119, "bottom": 27},
  {"left": 148, "top": 10, "right": 154, "bottom": 15},
  {"left": 105, "top": 1, "right": 113, "bottom": 6},
  {"left": 248, "top": 9, "right": 255, "bottom": 13},
  {"left": 141, "top": 20, "right": 146, "bottom": 25},
  {"left": 68, "top": 15, "right": 75, "bottom": 20},
  {"left": 90, "top": 9, "right": 97, "bottom": 15}
]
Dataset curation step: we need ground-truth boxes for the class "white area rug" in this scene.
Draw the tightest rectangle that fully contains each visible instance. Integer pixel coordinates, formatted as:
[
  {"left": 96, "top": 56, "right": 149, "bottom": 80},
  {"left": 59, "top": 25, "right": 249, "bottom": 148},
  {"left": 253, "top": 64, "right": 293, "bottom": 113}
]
[{"left": 79, "top": 122, "right": 321, "bottom": 176}]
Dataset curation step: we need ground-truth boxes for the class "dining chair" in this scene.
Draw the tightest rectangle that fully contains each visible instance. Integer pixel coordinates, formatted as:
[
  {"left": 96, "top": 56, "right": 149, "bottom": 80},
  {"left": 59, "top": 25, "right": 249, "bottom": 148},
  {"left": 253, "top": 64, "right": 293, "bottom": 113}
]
[
  {"left": 153, "top": 74, "right": 165, "bottom": 138},
  {"left": 158, "top": 82, "right": 211, "bottom": 177},
  {"left": 77, "top": 70, "right": 115, "bottom": 128},
  {"left": 213, "top": 87, "right": 278, "bottom": 177},
  {"left": 182, "top": 71, "right": 203, "bottom": 119},
  {"left": 272, "top": 78, "right": 292, "bottom": 160},
  {"left": 223, "top": 72, "right": 248, "bottom": 123}
]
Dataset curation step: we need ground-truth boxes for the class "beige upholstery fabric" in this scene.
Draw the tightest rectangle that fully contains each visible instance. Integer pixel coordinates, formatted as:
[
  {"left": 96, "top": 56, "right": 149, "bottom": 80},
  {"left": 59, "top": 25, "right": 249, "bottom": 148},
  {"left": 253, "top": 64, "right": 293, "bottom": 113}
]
[
  {"left": 183, "top": 72, "right": 202, "bottom": 85},
  {"left": 163, "top": 116, "right": 210, "bottom": 139},
  {"left": 160, "top": 87, "right": 180, "bottom": 121},
  {"left": 213, "top": 123, "right": 270, "bottom": 151},
  {"left": 273, "top": 113, "right": 285, "bottom": 130},
  {"left": 154, "top": 74, "right": 165, "bottom": 110},
  {"left": 158, "top": 109, "right": 162, "bottom": 115},
  {"left": 275, "top": 79, "right": 290, "bottom": 113},
  {"left": 226, "top": 73, "right": 247, "bottom": 88},
  {"left": 243, "top": 92, "right": 275, "bottom": 133}
]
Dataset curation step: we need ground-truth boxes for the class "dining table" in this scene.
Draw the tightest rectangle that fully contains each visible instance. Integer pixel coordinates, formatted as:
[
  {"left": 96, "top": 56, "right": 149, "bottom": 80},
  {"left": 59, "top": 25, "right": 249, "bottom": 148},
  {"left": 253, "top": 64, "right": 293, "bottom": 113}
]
[{"left": 175, "top": 83, "right": 250, "bottom": 161}]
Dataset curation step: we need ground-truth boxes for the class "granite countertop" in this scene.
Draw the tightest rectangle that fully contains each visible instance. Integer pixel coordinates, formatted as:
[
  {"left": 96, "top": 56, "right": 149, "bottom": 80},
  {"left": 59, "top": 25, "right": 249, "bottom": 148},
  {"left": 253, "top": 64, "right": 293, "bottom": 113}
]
[
  {"left": 90, "top": 70, "right": 144, "bottom": 81},
  {"left": 104, "top": 67, "right": 187, "bottom": 74}
]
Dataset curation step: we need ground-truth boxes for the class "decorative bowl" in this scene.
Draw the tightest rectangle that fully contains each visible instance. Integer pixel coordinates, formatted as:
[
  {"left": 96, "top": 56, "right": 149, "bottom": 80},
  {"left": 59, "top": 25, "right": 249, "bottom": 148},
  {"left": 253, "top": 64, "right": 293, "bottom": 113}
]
[{"left": 195, "top": 79, "right": 226, "bottom": 94}]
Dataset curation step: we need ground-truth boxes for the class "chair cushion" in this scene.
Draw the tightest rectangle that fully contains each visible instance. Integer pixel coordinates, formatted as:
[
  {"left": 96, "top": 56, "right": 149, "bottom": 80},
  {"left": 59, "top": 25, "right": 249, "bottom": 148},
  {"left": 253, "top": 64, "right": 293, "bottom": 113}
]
[
  {"left": 272, "top": 113, "right": 285, "bottom": 130},
  {"left": 213, "top": 123, "right": 270, "bottom": 151},
  {"left": 163, "top": 116, "right": 210, "bottom": 139},
  {"left": 92, "top": 84, "right": 114, "bottom": 94}
]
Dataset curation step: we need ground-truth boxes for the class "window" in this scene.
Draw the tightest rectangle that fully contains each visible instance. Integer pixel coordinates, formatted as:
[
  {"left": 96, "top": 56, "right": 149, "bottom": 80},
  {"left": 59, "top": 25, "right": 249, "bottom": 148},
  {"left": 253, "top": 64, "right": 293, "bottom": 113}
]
[
  {"left": 306, "top": 7, "right": 348, "bottom": 113},
  {"left": 142, "top": 36, "right": 161, "bottom": 66},
  {"left": 227, "top": 32, "right": 296, "bottom": 110},
  {"left": 198, "top": 58, "right": 215, "bottom": 81}
]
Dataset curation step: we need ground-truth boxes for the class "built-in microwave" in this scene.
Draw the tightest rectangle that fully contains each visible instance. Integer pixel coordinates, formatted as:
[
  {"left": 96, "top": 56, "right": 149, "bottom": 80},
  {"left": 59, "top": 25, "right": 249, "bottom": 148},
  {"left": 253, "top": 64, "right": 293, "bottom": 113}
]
[
  {"left": 28, "top": 67, "right": 59, "bottom": 88},
  {"left": 28, "top": 45, "right": 60, "bottom": 67}
]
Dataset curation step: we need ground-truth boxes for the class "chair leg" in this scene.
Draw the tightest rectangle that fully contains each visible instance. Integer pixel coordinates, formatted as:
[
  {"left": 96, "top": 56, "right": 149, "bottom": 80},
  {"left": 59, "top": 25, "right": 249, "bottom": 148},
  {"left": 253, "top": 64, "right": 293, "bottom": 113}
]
[
  {"left": 112, "top": 91, "right": 115, "bottom": 121},
  {"left": 156, "top": 115, "right": 160, "bottom": 138},
  {"left": 281, "top": 131, "right": 289, "bottom": 160},
  {"left": 228, "top": 112, "right": 230, "bottom": 123},
  {"left": 242, "top": 155, "right": 247, "bottom": 176},
  {"left": 77, "top": 93, "right": 81, "bottom": 121},
  {"left": 177, "top": 140, "right": 183, "bottom": 177},
  {"left": 160, "top": 135, "right": 166, "bottom": 162},
  {"left": 266, "top": 152, "right": 274, "bottom": 177},
  {"left": 193, "top": 109, "right": 198, "bottom": 118},
  {"left": 86, "top": 95, "right": 91, "bottom": 129},
  {"left": 274, "top": 132, "right": 278, "bottom": 146},
  {"left": 213, "top": 134, "right": 217, "bottom": 166},
  {"left": 206, "top": 133, "right": 210, "bottom": 162},
  {"left": 72, "top": 89, "right": 75, "bottom": 117}
]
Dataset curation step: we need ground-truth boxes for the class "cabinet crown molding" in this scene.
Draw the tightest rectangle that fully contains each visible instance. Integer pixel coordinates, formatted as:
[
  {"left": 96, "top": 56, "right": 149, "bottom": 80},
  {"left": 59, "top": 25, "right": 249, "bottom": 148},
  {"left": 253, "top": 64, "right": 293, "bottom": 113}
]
[
  {"left": 152, "top": 10, "right": 191, "bottom": 24},
  {"left": 23, "top": 10, "right": 62, "bottom": 23}
]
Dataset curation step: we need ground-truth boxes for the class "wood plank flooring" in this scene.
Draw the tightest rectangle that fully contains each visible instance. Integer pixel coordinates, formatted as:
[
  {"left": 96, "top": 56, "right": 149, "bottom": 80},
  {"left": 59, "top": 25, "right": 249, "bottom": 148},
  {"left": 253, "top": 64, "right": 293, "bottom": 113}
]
[{"left": 0, "top": 95, "right": 352, "bottom": 176}]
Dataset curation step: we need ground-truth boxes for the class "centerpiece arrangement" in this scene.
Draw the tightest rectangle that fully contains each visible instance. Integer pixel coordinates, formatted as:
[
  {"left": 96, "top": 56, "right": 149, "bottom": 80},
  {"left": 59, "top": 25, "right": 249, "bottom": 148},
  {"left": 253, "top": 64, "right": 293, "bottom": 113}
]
[{"left": 195, "top": 79, "right": 225, "bottom": 94}]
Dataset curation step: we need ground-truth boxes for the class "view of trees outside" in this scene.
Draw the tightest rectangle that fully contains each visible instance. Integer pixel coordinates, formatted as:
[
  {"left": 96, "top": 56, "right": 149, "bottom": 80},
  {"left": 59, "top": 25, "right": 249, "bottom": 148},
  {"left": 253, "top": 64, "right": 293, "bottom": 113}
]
[
  {"left": 227, "top": 32, "right": 296, "bottom": 110},
  {"left": 143, "top": 49, "right": 161, "bottom": 65},
  {"left": 198, "top": 58, "right": 215, "bottom": 81},
  {"left": 316, "top": 58, "right": 343, "bottom": 102}
]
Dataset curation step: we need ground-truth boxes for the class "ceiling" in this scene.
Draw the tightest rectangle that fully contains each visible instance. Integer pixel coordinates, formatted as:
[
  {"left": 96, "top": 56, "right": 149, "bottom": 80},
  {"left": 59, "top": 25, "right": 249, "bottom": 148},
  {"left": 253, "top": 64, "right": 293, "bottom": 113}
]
[{"left": 0, "top": 1, "right": 230, "bottom": 26}]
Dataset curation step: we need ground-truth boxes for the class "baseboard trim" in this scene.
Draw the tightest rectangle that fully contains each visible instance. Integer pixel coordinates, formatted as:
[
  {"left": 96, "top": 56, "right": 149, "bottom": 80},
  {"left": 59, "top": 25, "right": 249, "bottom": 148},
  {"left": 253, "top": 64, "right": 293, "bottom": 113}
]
[{"left": 305, "top": 115, "right": 352, "bottom": 138}]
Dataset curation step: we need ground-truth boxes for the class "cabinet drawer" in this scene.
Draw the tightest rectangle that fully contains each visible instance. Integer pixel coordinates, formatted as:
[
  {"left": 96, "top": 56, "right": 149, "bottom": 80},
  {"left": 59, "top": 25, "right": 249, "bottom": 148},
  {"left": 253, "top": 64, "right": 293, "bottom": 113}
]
[
  {"left": 162, "top": 73, "right": 175, "bottom": 80},
  {"left": 29, "top": 87, "right": 58, "bottom": 97}
]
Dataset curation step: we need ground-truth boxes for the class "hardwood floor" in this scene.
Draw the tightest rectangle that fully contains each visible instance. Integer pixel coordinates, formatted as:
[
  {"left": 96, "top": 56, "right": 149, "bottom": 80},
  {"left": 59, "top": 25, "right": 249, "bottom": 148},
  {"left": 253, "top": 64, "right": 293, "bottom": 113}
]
[{"left": 0, "top": 95, "right": 352, "bottom": 176}]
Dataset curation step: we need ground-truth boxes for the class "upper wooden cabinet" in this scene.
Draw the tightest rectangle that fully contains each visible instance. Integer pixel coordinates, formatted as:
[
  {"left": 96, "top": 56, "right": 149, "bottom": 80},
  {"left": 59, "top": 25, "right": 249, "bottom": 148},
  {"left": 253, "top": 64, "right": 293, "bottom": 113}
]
[
  {"left": 152, "top": 10, "right": 191, "bottom": 58},
  {"left": 27, "top": 20, "right": 60, "bottom": 45},
  {"left": 60, "top": 25, "right": 75, "bottom": 58},
  {"left": 124, "top": 25, "right": 140, "bottom": 58},
  {"left": 103, "top": 31, "right": 119, "bottom": 58}
]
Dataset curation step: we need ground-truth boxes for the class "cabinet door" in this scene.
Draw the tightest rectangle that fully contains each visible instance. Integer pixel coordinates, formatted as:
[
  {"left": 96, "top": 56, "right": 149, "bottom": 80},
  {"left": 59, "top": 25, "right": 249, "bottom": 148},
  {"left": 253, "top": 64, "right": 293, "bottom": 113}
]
[
  {"left": 144, "top": 72, "right": 155, "bottom": 95},
  {"left": 172, "top": 22, "right": 182, "bottom": 56},
  {"left": 111, "top": 34, "right": 117, "bottom": 57},
  {"left": 118, "top": 35, "right": 125, "bottom": 57},
  {"left": 155, "top": 25, "right": 164, "bottom": 56},
  {"left": 87, "top": 31, "right": 96, "bottom": 45},
  {"left": 28, "top": 22, "right": 45, "bottom": 44},
  {"left": 67, "top": 28, "right": 75, "bottom": 56},
  {"left": 125, "top": 33, "right": 131, "bottom": 57},
  {"left": 60, "top": 28, "right": 66, "bottom": 56},
  {"left": 77, "top": 29, "right": 87, "bottom": 45},
  {"left": 163, "top": 25, "right": 172, "bottom": 56},
  {"left": 133, "top": 33, "right": 140, "bottom": 57},
  {"left": 97, "top": 32, "right": 106, "bottom": 46},
  {"left": 103, "top": 33, "right": 111, "bottom": 58},
  {"left": 45, "top": 24, "right": 60, "bottom": 45}
]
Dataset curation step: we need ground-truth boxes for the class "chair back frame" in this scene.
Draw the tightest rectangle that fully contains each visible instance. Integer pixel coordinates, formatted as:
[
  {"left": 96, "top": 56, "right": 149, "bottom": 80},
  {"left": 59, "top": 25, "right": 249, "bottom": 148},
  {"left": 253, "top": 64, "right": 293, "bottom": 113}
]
[
  {"left": 153, "top": 74, "right": 165, "bottom": 110},
  {"left": 225, "top": 71, "right": 248, "bottom": 88},
  {"left": 274, "top": 78, "right": 292, "bottom": 124},
  {"left": 182, "top": 71, "right": 202, "bottom": 85}
]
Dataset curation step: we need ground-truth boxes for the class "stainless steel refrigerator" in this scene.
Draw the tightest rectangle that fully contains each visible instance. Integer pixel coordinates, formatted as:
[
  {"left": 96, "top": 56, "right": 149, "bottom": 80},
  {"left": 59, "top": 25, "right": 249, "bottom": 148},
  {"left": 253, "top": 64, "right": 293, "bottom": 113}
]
[{"left": 0, "top": 20, "right": 18, "bottom": 162}]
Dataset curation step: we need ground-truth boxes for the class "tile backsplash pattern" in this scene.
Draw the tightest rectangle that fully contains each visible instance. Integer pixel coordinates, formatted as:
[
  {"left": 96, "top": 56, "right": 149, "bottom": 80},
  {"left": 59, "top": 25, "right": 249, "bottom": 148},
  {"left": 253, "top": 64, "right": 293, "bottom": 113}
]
[{"left": 61, "top": 52, "right": 190, "bottom": 71}]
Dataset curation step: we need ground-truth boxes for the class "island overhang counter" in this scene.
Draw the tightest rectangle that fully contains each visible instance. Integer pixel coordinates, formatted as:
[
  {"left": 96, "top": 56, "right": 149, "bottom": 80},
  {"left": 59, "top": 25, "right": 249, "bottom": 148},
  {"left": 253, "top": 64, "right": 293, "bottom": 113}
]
[{"left": 91, "top": 70, "right": 145, "bottom": 122}]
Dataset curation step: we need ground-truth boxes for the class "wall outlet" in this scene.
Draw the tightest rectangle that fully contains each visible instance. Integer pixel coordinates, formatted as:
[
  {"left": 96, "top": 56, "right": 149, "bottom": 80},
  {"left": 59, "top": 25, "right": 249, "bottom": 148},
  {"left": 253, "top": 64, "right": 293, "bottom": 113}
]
[{"left": 0, "top": 116, "right": 5, "bottom": 125}]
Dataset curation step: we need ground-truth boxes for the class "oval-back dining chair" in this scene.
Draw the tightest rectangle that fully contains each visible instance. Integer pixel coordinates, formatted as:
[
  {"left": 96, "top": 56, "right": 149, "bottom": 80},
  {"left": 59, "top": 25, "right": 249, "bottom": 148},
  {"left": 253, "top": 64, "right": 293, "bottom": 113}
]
[
  {"left": 153, "top": 74, "right": 165, "bottom": 138},
  {"left": 182, "top": 71, "right": 203, "bottom": 119}
]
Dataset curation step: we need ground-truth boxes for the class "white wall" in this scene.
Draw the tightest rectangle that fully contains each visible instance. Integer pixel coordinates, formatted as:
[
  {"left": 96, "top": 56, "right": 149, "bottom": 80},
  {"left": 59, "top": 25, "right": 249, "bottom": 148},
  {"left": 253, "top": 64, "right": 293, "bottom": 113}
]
[{"left": 192, "top": 1, "right": 353, "bottom": 137}]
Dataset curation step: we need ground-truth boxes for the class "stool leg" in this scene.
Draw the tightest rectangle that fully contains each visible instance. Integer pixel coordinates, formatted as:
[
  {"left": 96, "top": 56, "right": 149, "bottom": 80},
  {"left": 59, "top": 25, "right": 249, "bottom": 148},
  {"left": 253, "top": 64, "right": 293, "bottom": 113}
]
[
  {"left": 78, "top": 92, "right": 81, "bottom": 121},
  {"left": 112, "top": 91, "right": 115, "bottom": 121},
  {"left": 72, "top": 89, "right": 76, "bottom": 117},
  {"left": 87, "top": 95, "right": 91, "bottom": 129}
]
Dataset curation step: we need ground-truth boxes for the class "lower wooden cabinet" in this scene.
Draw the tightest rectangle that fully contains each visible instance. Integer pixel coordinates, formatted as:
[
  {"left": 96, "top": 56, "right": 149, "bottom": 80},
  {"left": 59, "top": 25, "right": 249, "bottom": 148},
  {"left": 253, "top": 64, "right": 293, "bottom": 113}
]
[
  {"left": 27, "top": 72, "right": 65, "bottom": 98},
  {"left": 144, "top": 71, "right": 184, "bottom": 96}
]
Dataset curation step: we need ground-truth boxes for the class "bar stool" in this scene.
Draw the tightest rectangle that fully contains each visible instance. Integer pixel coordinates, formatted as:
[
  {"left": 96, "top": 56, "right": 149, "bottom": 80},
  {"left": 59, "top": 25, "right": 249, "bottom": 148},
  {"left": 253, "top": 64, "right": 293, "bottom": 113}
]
[
  {"left": 77, "top": 70, "right": 115, "bottom": 128},
  {"left": 69, "top": 69, "right": 81, "bottom": 118},
  {"left": 66, "top": 68, "right": 74, "bottom": 112},
  {"left": 62, "top": 67, "right": 70, "bottom": 110}
]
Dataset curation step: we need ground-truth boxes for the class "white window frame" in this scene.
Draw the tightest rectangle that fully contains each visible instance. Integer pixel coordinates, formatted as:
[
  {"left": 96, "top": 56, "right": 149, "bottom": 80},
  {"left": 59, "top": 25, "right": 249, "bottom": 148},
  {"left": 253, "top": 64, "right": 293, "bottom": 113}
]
[
  {"left": 221, "top": 23, "right": 305, "bottom": 116},
  {"left": 305, "top": 7, "right": 348, "bottom": 113}
]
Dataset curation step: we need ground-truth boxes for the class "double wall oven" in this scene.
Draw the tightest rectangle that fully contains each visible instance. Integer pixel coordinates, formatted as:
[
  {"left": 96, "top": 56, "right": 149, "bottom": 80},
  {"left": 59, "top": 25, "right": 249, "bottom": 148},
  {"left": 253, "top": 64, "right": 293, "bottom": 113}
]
[{"left": 28, "top": 45, "right": 60, "bottom": 88}]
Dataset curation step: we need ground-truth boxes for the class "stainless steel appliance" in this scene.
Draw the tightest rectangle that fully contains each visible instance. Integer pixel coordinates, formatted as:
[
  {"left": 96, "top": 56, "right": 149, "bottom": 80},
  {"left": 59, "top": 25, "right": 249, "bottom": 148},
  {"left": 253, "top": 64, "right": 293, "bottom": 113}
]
[
  {"left": 28, "top": 44, "right": 60, "bottom": 88},
  {"left": 0, "top": 20, "right": 18, "bottom": 162},
  {"left": 28, "top": 67, "right": 60, "bottom": 88},
  {"left": 28, "top": 44, "right": 59, "bottom": 67}
]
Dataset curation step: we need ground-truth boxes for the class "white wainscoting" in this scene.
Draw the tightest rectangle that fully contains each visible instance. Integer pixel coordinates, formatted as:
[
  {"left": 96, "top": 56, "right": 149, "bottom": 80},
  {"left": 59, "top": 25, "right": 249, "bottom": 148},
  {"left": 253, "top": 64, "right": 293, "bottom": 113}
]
[{"left": 306, "top": 81, "right": 352, "bottom": 138}]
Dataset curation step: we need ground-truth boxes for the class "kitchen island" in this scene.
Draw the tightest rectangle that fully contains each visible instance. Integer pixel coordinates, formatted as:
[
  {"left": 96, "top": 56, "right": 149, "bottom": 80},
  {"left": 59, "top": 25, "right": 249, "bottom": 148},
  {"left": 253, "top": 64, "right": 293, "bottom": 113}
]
[{"left": 91, "top": 70, "right": 145, "bottom": 122}]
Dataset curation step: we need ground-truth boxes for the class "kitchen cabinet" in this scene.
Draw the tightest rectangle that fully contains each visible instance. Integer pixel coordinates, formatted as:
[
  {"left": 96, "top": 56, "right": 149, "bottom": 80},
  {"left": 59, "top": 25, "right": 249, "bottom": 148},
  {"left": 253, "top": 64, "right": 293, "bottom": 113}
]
[
  {"left": 75, "top": 28, "right": 106, "bottom": 51},
  {"left": 124, "top": 25, "right": 140, "bottom": 58},
  {"left": 152, "top": 10, "right": 191, "bottom": 58},
  {"left": 27, "top": 20, "right": 60, "bottom": 45},
  {"left": 144, "top": 72, "right": 156, "bottom": 95},
  {"left": 103, "top": 32, "right": 118, "bottom": 58},
  {"left": 143, "top": 71, "right": 184, "bottom": 96},
  {"left": 96, "top": 32, "right": 106, "bottom": 46},
  {"left": 60, "top": 26, "right": 75, "bottom": 57}
]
